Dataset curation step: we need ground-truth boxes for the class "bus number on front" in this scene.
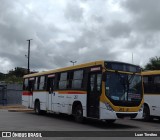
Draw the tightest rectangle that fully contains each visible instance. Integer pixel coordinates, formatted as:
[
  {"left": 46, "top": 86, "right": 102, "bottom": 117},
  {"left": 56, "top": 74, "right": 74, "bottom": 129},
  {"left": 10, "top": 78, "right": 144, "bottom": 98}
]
[
  {"left": 119, "top": 108, "right": 124, "bottom": 112},
  {"left": 119, "top": 108, "right": 129, "bottom": 112}
]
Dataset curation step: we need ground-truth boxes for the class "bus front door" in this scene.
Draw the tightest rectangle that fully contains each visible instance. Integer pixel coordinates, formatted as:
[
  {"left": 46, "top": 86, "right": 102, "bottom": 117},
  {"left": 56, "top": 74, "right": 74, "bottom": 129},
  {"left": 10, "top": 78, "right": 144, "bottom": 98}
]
[
  {"left": 87, "top": 73, "right": 102, "bottom": 119},
  {"left": 47, "top": 77, "right": 55, "bottom": 111}
]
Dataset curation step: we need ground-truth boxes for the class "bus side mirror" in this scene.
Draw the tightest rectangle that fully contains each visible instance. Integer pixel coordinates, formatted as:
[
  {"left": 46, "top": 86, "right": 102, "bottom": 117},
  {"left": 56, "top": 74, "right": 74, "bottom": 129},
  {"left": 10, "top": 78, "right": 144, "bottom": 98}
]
[{"left": 102, "top": 72, "right": 106, "bottom": 81}]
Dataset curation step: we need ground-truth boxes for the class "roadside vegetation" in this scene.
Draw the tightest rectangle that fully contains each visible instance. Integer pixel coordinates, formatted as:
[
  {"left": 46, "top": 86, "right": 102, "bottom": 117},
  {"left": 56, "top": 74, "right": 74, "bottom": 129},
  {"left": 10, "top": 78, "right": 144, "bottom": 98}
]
[
  {"left": 143, "top": 56, "right": 160, "bottom": 70},
  {"left": 0, "top": 67, "right": 28, "bottom": 84}
]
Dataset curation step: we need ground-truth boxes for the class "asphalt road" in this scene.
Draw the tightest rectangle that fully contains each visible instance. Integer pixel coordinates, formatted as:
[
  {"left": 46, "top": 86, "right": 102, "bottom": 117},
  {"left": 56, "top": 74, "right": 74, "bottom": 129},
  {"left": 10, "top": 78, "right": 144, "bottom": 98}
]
[{"left": 0, "top": 111, "right": 160, "bottom": 140}]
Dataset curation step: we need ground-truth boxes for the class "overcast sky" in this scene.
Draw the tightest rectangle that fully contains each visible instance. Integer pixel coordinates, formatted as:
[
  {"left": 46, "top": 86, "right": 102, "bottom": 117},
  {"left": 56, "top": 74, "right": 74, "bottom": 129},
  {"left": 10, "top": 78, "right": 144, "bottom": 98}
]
[{"left": 0, "top": 0, "right": 160, "bottom": 73}]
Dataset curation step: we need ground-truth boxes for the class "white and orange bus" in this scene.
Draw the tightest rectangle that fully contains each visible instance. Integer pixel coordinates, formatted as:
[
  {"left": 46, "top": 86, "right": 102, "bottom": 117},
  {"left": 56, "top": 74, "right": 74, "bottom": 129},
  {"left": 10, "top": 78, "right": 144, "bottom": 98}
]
[
  {"left": 142, "top": 70, "right": 160, "bottom": 121},
  {"left": 22, "top": 60, "right": 144, "bottom": 123}
]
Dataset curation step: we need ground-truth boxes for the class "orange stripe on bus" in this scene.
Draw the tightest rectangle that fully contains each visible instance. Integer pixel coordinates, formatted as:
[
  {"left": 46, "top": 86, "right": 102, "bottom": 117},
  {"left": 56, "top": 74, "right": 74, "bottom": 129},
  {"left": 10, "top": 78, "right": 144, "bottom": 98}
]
[
  {"left": 22, "top": 91, "right": 32, "bottom": 96},
  {"left": 22, "top": 90, "right": 87, "bottom": 95},
  {"left": 58, "top": 91, "right": 87, "bottom": 94}
]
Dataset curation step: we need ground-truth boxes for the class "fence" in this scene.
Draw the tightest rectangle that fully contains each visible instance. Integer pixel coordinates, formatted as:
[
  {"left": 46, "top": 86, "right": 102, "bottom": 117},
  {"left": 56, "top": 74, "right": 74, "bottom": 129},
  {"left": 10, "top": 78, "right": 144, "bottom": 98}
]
[{"left": 0, "top": 83, "right": 22, "bottom": 105}]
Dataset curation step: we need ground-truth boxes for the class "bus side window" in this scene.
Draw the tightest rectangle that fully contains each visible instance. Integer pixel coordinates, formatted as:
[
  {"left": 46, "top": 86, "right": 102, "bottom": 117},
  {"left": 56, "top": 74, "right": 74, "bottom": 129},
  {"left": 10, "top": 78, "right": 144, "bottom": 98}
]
[
  {"left": 72, "top": 70, "right": 84, "bottom": 89},
  {"left": 47, "top": 77, "right": 55, "bottom": 92},
  {"left": 29, "top": 78, "right": 35, "bottom": 91},
  {"left": 59, "top": 72, "right": 68, "bottom": 89},
  {"left": 23, "top": 78, "right": 29, "bottom": 90},
  {"left": 143, "top": 76, "right": 149, "bottom": 93},
  {"left": 39, "top": 76, "right": 46, "bottom": 90},
  {"left": 154, "top": 75, "right": 160, "bottom": 92},
  {"left": 34, "top": 77, "right": 38, "bottom": 90},
  {"left": 147, "top": 76, "right": 154, "bottom": 93}
]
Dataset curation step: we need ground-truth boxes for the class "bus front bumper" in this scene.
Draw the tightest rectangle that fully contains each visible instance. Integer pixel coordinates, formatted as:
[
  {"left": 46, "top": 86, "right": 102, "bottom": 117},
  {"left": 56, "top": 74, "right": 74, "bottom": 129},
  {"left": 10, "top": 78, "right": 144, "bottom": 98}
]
[{"left": 100, "top": 108, "right": 143, "bottom": 120}]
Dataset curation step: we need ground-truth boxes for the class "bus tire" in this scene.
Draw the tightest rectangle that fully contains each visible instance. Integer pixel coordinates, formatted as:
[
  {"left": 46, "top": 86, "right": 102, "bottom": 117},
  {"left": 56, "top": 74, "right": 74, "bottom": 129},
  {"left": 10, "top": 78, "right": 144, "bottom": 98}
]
[
  {"left": 143, "top": 105, "right": 150, "bottom": 121},
  {"left": 74, "top": 104, "right": 83, "bottom": 123},
  {"left": 35, "top": 101, "right": 41, "bottom": 115}
]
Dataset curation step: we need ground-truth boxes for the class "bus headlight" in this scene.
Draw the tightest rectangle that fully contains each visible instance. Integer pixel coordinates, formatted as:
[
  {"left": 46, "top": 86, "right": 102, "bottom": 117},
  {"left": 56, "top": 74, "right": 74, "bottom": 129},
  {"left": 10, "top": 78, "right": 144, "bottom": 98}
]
[{"left": 104, "top": 103, "right": 113, "bottom": 111}]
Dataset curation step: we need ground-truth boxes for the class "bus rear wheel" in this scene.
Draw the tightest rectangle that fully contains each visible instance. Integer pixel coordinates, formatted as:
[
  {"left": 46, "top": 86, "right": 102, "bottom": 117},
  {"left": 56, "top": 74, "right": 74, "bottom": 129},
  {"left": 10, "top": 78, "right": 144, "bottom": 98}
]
[{"left": 74, "top": 105, "right": 83, "bottom": 123}]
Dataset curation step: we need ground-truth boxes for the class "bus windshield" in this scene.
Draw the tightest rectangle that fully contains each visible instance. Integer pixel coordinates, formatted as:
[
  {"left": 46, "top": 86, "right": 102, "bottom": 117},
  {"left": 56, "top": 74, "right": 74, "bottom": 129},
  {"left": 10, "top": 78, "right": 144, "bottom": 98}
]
[{"left": 105, "top": 72, "right": 142, "bottom": 104}]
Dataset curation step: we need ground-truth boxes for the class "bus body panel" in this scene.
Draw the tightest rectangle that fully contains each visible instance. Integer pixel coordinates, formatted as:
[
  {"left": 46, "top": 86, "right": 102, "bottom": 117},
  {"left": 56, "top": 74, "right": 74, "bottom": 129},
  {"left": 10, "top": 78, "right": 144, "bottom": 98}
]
[
  {"left": 144, "top": 95, "right": 160, "bottom": 117},
  {"left": 22, "top": 91, "right": 32, "bottom": 108},
  {"left": 51, "top": 91, "right": 87, "bottom": 115},
  {"left": 33, "top": 92, "right": 47, "bottom": 110},
  {"left": 28, "top": 91, "right": 87, "bottom": 116},
  {"left": 142, "top": 70, "right": 160, "bottom": 119},
  {"left": 22, "top": 95, "right": 30, "bottom": 107},
  {"left": 135, "top": 111, "right": 143, "bottom": 119},
  {"left": 99, "top": 102, "right": 117, "bottom": 119}
]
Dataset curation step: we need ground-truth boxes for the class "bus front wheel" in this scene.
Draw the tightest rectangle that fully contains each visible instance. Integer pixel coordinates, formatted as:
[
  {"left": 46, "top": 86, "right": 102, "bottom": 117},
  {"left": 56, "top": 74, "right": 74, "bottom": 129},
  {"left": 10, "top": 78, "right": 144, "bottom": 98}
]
[
  {"left": 143, "top": 105, "right": 151, "bottom": 121},
  {"left": 35, "top": 101, "right": 41, "bottom": 115}
]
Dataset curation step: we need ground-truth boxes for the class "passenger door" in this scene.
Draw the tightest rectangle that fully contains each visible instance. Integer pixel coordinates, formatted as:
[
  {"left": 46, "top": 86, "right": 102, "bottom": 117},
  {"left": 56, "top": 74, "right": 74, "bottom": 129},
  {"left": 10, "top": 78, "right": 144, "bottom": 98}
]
[
  {"left": 28, "top": 78, "right": 34, "bottom": 108},
  {"left": 87, "top": 72, "right": 102, "bottom": 118},
  {"left": 47, "top": 74, "right": 55, "bottom": 111}
]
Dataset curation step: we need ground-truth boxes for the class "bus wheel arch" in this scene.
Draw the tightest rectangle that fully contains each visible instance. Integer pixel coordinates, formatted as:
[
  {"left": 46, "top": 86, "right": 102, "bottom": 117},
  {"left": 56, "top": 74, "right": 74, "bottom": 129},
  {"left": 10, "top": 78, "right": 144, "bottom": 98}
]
[
  {"left": 143, "top": 103, "right": 151, "bottom": 121},
  {"left": 72, "top": 101, "right": 83, "bottom": 123},
  {"left": 34, "top": 99, "right": 42, "bottom": 115}
]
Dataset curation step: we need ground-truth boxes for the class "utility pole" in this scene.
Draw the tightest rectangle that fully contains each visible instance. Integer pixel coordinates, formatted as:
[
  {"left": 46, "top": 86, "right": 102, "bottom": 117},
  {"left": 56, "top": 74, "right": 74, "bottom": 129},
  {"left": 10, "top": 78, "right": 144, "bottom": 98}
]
[
  {"left": 132, "top": 52, "right": 134, "bottom": 64},
  {"left": 27, "top": 39, "right": 32, "bottom": 74},
  {"left": 70, "top": 61, "right": 77, "bottom": 66}
]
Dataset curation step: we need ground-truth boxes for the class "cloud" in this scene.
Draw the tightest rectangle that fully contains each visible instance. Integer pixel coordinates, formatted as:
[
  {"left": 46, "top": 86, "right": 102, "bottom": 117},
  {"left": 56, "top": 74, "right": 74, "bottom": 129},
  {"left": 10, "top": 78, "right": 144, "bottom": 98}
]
[
  {"left": 0, "top": 0, "right": 160, "bottom": 73},
  {"left": 106, "top": 21, "right": 131, "bottom": 38},
  {"left": 121, "top": 0, "right": 160, "bottom": 31},
  {"left": 64, "top": 1, "right": 84, "bottom": 22},
  {"left": 0, "top": 0, "right": 64, "bottom": 72}
]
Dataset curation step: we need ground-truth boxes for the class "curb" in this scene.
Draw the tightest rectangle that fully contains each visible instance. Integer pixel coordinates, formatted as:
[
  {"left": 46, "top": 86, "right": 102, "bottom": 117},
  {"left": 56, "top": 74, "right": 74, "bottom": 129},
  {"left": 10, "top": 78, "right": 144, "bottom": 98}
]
[
  {"left": 8, "top": 109, "right": 34, "bottom": 112},
  {"left": 0, "top": 105, "right": 34, "bottom": 112},
  {"left": 0, "top": 105, "right": 25, "bottom": 109}
]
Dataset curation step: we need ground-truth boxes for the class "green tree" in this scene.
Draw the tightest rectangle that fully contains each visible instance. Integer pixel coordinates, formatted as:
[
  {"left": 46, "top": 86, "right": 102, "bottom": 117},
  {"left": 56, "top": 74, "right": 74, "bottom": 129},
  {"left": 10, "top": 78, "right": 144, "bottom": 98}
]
[
  {"left": 5, "top": 75, "right": 23, "bottom": 84},
  {"left": 0, "top": 72, "right": 5, "bottom": 81},
  {"left": 0, "top": 67, "right": 28, "bottom": 83},
  {"left": 144, "top": 56, "right": 160, "bottom": 70},
  {"left": 8, "top": 67, "right": 27, "bottom": 77}
]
